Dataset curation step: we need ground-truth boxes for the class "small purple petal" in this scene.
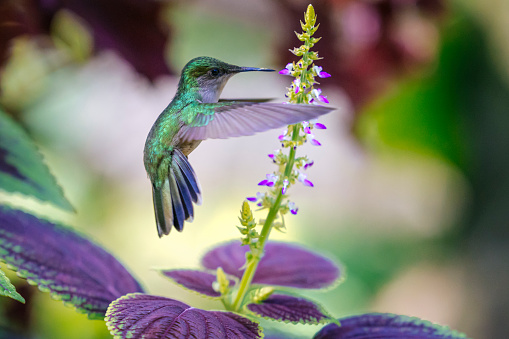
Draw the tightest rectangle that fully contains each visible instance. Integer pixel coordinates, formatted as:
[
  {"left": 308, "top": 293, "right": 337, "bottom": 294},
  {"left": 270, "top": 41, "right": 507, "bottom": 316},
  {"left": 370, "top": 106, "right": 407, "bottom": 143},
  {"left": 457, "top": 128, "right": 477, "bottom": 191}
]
[
  {"left": 278, "top": 134, "right": 285, "bottom": 141},
  {"left": 268, "top": 154, "right": 275, "bottom": 159},
  {"left": 315, "top": 123, "right": 327, "bottom": 129},
  {"left": 304, "top": 127, "right": 311, "bottom": 134},
  {"left": 318, "top": 95, "right": 329, "bottom": 104},
  {"left": 279, "top": 69, "right": 291, "bottom": 75},
  {"left": 288, "top": 202, "right": 298, "bottom": 215},
  {"left": 318, "top": 71, "right": 331, "bottom": 78},
  {"left": 258, "top": 180, "right": 268, "bottom": 186},
  {"left": 247, "top": 197, "right": 257, "bottom": 202},
  {"left": 267, "top": 182, "right": 275, "bottom": 187},
  {"left": 304, "top": 161, "right": 314, "bottom": 170},
  {"left": 304, "top": 179, "right": 314, "bottom": 187},
  {"left": 295, "top": 85, "right": 300, "bottom": 94},
  {"left": 310, "top": 138, "right": 322, "bottom": 146},
  {"left": 281, "top": 179, "right": 289, "bottom": 195}
]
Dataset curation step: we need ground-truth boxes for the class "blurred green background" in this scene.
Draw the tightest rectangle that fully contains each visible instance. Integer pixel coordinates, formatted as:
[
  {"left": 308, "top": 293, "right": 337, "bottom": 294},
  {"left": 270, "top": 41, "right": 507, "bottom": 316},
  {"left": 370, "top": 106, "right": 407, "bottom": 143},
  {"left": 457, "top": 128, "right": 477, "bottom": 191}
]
[{"left": 1, "top": 0, "right": 508, "bottom": 338}]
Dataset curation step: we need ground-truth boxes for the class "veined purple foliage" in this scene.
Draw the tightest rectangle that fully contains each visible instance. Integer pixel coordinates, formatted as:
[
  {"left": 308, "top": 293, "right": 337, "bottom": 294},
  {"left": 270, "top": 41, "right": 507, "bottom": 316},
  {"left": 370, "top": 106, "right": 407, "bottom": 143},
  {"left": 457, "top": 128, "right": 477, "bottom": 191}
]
[
  {"left": 106, "top": 293, "right": 262, "bottom": 339},
  {"left": 202, "top": 241, "right": 341, "bottom": 289},
  {"left": 247, "top": 294, "right": 332, "bottom": 324},
  {"left": 0, "top": 206, "right": 143, "bottom": 318},
  {"left": 160, "top": 269, "right": 235, "bottom": 298},
  {"left": 313, "top": 313, "right": 469, "bottom": 339}
]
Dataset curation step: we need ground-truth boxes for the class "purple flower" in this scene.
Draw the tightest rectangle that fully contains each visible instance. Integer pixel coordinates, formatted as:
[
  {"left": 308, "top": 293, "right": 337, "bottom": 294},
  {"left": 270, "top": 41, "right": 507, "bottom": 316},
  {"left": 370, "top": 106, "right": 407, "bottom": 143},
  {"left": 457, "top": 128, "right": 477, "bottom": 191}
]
[
  {"left": 288, "top": 202, "right": 299, "bottom": 215},
  {"left": 298, "top": 173, "right": 314, "bottom": 187},
  {"left": 311, "top": 88, "right": 329, "bottom": 104},
  {"left": 279, "top": 63, "right": 293, "bottom": 75},
  {"left": 304, "top": 126, "right": 311, "bottom": 134},
  {"left": 258, "top": 174, "right": 278, "bottom": 187},
  {"left": 313, "top": 65, "right": 331, "bottom": 78},
  {"left": 315, "top": 123, "right": 327, "bottom": 129},
  {"left": 307, "top": 134, "right": 322, "bottom": 146},
  {"left": 310, "top": 138, "right": 321, "bottom": 146},
  {"left": 246, "top": 197, "right": 257, "bottom": 202},
  {"left": 282, "top": 179, "right": 289, "bottom": 195},
  {"left": 278, "top": 131, "right": 291, "bottom": 142},
  {"left": 304, "top": 160, "right": 314, "bottom": 170},
  {"left": 294, "top": 79, "right": 301, "bottom": 94}
]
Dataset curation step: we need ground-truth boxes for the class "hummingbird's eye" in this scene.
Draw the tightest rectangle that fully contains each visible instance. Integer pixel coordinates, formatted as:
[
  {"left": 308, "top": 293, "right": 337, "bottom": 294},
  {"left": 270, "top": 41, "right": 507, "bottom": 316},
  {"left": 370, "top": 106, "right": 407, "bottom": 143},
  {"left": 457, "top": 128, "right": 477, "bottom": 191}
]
[{"left": 209, "top": 68, "right": 221, "bottom": 77}]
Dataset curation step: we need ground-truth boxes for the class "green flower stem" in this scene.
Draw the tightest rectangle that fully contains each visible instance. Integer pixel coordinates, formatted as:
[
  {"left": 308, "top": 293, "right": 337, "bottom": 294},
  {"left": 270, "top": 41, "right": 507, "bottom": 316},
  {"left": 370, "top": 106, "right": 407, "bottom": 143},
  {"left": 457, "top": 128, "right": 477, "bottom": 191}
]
[{"left": 231, "top": 126, "right": 300, "bottom": 312}]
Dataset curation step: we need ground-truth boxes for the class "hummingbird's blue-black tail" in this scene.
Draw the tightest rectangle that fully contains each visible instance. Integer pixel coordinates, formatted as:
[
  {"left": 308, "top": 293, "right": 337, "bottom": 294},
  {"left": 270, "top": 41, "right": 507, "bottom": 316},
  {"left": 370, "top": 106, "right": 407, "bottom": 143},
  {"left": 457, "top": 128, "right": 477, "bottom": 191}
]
[{"left": 152, "top": 149, "right": 201, "bottom": 237}]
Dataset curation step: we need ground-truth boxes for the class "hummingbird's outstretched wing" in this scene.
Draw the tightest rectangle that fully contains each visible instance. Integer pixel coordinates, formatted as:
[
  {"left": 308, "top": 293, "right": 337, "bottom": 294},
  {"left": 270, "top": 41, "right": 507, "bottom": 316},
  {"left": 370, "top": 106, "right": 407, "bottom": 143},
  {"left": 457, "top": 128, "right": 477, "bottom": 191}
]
[
  {"left": 218, "top": 98, "right": 274, "bottom": 103},
  {"left": 177, "top": 102, "right": 334, "bottom": 142},
  {"left": 152, "top": 148, "right": 202, "bottom": 236}
]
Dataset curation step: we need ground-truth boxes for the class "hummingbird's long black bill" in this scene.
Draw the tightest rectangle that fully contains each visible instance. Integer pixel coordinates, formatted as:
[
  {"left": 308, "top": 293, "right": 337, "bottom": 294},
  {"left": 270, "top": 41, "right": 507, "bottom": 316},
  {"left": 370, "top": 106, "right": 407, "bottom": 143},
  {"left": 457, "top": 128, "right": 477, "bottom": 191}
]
[{"left": 236, "top": 66, "right": 275, "bottom": 72}]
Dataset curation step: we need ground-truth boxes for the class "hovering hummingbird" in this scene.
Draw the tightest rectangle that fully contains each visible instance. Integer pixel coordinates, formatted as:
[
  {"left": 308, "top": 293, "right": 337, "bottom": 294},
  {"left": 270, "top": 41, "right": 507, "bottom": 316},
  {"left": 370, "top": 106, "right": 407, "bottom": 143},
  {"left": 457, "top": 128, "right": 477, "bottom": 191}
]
[{"left": 144, "top": 56, "right": 334, "bottom": 237}]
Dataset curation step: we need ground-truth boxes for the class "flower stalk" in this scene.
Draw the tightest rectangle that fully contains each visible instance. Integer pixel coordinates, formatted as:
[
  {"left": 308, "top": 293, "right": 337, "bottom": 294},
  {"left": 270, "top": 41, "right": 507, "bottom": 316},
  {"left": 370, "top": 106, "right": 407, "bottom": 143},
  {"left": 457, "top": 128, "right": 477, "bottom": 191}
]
[{"left": 230, "top": 4, "right": 330, "bottom": 312}]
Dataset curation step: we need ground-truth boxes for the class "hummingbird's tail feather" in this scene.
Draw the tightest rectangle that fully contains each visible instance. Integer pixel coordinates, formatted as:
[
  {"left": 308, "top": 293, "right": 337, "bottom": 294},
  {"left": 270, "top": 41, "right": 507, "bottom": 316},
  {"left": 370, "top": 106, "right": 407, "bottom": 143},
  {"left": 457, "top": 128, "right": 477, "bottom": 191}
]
[
  {"left": 152, "top": 181, "right": 173, "bottom": 237},
  {"left": 153, "top": 149, "right": 202, "bottom": 237},
  {"left": 173, "top": 150, "right": 202, "bottom": 205}
]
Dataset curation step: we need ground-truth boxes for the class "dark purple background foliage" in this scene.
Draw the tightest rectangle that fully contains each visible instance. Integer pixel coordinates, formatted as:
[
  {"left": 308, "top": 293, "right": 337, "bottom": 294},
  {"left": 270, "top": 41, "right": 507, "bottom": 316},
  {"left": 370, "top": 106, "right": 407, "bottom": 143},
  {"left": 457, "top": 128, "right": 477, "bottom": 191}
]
[
  {"left": 106, "top": 293, "right": 261, "bottom": 339},
  {"left": 247, "top": 294, "right": 331, "bottom": 324},
  {"left": 0, "top": 0, "right": 171, "bottom": 80},
  {"left": 0, "top": 205, "right": 143, "bottom": 318},
  {"left": 160, "top": 269, "right": 235, "bottom": 298},
  {"left": 313, "top": 313, "right": 468, "bottom": 339},
  {"left": 202, "top": 241, "right": 341, "bottom": 289}
]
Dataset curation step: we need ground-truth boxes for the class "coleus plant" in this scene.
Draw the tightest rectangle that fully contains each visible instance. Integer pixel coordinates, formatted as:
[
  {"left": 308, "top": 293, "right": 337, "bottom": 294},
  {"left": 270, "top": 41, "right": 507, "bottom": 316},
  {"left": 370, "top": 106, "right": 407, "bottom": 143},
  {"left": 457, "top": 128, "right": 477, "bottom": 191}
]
[{"left": 0, "top": 4, "right": 469, "bottom": 339}]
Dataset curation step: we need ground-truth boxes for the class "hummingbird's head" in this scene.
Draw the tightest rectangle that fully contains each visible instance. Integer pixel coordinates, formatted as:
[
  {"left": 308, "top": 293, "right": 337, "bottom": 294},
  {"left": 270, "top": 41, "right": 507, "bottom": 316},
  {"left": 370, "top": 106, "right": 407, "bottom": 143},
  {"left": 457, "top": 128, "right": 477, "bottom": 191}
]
[{"left": 178, "top": 56, "right": 274, "bottom": 103}]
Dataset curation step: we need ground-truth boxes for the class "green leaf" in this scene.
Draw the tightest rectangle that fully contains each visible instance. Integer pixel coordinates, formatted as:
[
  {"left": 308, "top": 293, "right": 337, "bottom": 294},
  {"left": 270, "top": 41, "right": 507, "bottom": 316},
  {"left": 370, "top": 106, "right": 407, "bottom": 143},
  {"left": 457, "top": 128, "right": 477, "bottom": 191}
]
[
  {"left": 0, "top": 267, "right": 25, "bottom": 303},
  {"left": 0, "top": 108, "right": 73, "bottom": 211}
]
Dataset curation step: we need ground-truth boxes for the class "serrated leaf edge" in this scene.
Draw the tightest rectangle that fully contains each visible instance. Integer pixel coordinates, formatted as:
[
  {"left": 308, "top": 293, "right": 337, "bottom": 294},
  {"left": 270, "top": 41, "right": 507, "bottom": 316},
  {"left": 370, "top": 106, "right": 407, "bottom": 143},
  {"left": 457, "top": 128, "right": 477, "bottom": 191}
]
[
  {"left": 0, "top": 110, "right": 75, "bottom": 212},
  {"left": 201, "top": 239, "right": 345, "bottom": 291},
  {"left": 0, "top": 207, "right": 143, "bottom": 319},
  {"left": 105, "top": 293, "right": 265, "bottom": 339},
  {"left": 0, "top": 267, "right": 25, "bottom": 303},
  {"left": 244, "top": 291, "right": 337, "bottom": 326}
]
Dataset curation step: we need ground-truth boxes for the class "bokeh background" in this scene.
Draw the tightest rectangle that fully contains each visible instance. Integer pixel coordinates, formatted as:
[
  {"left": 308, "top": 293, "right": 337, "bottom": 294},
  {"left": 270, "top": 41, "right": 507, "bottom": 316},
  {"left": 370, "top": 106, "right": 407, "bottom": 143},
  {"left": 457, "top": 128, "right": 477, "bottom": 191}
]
[{"left": 1, "top": 0, "right": 508, "bottom": 338}]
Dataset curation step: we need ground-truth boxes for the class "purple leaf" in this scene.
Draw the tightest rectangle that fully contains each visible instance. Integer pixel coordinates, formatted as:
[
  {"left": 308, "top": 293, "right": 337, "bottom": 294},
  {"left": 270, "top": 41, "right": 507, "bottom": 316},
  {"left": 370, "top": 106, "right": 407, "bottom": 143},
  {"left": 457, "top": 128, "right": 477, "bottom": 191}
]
[
  {"left": 247, "top": 294, "right": 332, "bottom": 324},
  {"left": 0, "top": 205, "right": 143, "bottom": 319},
  {"left": 0, "top": 109, "right": 73, "bottom": 211},
  {"left": 160, "top": 269, "right": 234, "bottom": 298},
  {"left": 313, "top": 313, "right": 469, "bottom": 339},
  {"left": 202, "top": 241, "right": 341, "bottom": 289},
  {"left": 106, "top": 293, "right": 262, "bottom": 339}
]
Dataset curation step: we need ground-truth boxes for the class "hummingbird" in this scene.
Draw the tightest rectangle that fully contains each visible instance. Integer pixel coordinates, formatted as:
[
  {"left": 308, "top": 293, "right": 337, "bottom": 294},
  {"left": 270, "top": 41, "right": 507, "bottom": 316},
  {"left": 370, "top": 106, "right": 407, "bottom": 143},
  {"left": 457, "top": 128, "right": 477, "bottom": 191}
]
[{"left": 144, "top": 56, "right": 334, "bottom": 237}]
